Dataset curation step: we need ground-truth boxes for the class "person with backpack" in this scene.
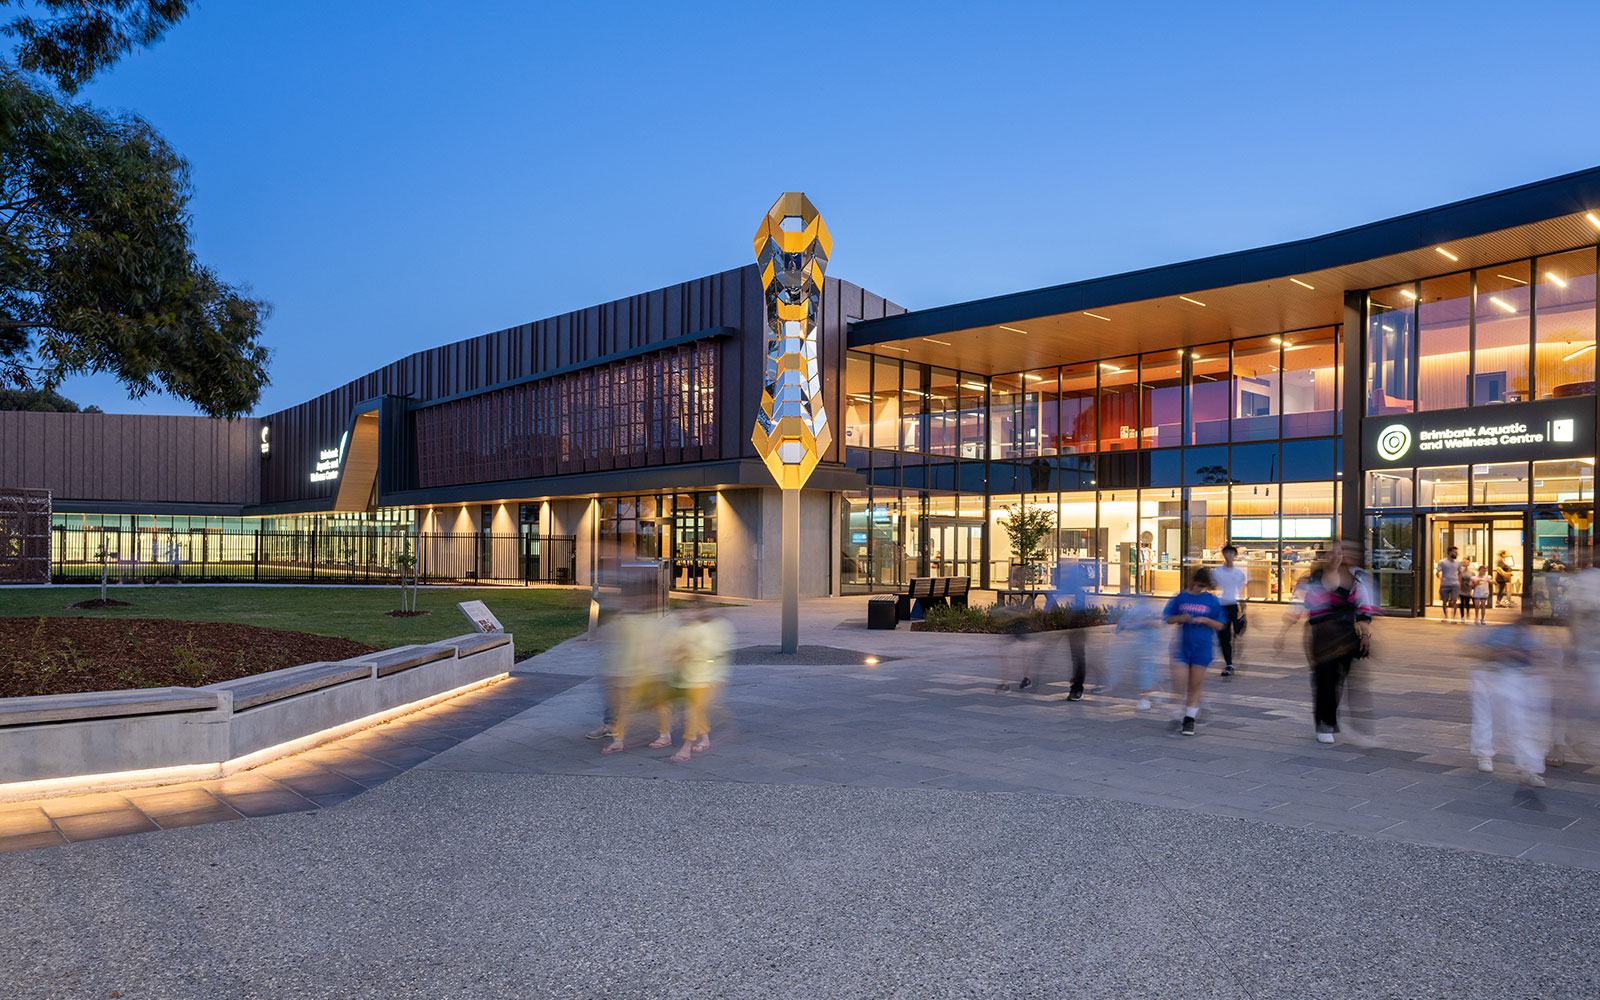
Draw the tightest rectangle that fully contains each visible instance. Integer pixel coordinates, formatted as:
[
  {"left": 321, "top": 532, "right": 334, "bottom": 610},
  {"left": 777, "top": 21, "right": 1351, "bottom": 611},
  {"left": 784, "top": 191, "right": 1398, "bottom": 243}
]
[{"left": 1163, "top": 568, "right": 1225, "bottom": 736}]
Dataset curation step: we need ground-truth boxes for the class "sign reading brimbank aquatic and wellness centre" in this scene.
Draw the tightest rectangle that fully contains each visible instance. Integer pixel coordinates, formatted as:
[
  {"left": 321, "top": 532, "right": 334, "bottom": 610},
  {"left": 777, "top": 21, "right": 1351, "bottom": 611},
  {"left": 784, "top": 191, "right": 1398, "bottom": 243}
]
[{"left": 1361, "top": 398, "right": 1595, "bottom": 469}]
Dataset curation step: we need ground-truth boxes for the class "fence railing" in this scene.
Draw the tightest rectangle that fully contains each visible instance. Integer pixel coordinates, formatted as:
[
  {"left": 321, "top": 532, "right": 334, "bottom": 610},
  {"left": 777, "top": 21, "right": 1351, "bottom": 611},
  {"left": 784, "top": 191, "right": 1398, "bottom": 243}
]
[{"left": 48, "top": 529, "right": 577, "bottom": 586}]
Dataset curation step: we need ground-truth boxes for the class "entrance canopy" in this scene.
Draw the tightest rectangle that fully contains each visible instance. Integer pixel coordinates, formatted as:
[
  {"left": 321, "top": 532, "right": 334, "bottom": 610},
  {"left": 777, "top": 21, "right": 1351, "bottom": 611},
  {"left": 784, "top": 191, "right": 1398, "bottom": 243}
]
[{"left": 849, "top": 165, "right": 1600, "bottom": 375}]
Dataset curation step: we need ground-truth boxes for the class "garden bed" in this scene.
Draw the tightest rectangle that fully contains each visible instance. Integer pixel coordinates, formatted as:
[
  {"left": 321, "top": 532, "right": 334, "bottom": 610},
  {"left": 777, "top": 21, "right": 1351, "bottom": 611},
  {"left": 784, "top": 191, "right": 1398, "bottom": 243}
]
[
  {"left": 0, "top": 617, "right": 379, "bottom": 698},
  {"left": 910, "top": 603, "right": 1111, "bottom": 634}
]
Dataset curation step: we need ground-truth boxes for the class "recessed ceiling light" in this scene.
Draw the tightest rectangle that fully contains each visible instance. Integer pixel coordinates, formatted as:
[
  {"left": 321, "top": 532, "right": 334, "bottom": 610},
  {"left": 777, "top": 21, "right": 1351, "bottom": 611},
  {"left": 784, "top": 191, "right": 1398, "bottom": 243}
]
[
  {"left": 1435, "top": 247, "right": 1458, "bottom": 261},
  {"left": 1179, "top": 295, "right": 1207, "bottom": 307},
  {"left": 1289, "top": 278, "right": 1315, "bottom": 290},
  {"left": 1098, "top": 363, "right": 1123, "bottom": 372},
  {"left": 1489, "top": 296, "right": 1516, "bottom": 313},
  {"left": 962, "top": 382, "right": 987, "bottom": 391},
  {"left": 1083, "top": 311, "right": 1112, "bottom": 321},
  {"left": 879, "top": 345, "right": 909, "bottom": 353},
  {"left": 923, "top": 338, "right": 952, "bottom": 346},
  {"left": 1546, "top": 272, "right": 1569, "bottom": 288},
  {"left": 1270, "top": 337, "right": 1283, "bottom": 345},
  {"left": 1400, "top": 289, "right": 1418, "bottom": 300},
  {"left": 999, "top": 325, "right": 1029, "bottom": 335},
  {"left": 1497, "top": 274, "right": 1529, "bottom": 285},
  {"left": 1587, "top": 212, "right": 1600, "bottom": 230}
]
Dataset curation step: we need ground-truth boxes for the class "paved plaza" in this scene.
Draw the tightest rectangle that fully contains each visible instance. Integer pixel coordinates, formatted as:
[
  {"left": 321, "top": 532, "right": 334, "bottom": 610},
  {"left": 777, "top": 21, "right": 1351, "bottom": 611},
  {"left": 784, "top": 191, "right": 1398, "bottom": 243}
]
[{"left": 3, "top": 597, "right": 1600, "bottom": 998}]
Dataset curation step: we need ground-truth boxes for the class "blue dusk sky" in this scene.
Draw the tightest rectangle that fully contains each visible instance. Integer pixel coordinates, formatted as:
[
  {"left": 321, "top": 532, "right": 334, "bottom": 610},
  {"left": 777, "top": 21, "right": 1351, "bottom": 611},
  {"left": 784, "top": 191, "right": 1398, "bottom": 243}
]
[{"left": 44, "top": 0, "right": 1600, "bottom": 416}]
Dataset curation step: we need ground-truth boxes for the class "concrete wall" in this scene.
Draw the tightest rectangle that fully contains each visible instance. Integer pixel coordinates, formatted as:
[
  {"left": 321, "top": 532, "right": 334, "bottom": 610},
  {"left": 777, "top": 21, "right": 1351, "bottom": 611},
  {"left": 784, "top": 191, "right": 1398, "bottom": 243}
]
[
  {"left": 548, "top": 498, "right": 594, "bottom": 587},
  {"left": 0, "top": 636, "right": 513, "bottom": 798},
  {"left": 716, "top": 487, "right": 833, "bottom": 600}
]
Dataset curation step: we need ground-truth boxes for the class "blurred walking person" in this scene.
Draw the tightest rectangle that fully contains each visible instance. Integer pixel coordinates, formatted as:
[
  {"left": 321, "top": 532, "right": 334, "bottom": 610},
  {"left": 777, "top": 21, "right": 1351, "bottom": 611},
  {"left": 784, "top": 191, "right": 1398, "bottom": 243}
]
[
  {"left": 1468, "top": 612, "right": 1552, "bottom": 787},
  {"left": 603, "top": 599, "right": 677, "bottom": 755},
  {"left": 1108, "top": 598, "right": 1166, "bottom": 711},
  {"left": 1163, "top": 568, "right": 1225, "bottom": 736},
  {"left": 1212, "top": 545, "right": 1248, "bottom": 679},
  {"left": 1303, "top": 540, "right": 1378, "bottom": 744},
  {"left": 669, "top": 606, "right": 732, "bottom": 762}
]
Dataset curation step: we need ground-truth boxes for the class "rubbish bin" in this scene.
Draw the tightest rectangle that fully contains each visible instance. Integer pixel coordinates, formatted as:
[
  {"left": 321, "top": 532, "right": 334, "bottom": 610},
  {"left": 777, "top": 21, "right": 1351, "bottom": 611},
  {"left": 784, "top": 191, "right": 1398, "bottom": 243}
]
[{"left": 868, "top": 596, "right": 898, "bottom": 630}]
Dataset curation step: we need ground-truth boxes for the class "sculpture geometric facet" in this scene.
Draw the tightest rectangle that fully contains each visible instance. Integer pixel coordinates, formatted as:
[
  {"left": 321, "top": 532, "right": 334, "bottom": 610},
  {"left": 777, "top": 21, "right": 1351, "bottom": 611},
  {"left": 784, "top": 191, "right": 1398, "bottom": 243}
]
[{"left": 751, "top": 192, "right": 832, "bottom": 490}]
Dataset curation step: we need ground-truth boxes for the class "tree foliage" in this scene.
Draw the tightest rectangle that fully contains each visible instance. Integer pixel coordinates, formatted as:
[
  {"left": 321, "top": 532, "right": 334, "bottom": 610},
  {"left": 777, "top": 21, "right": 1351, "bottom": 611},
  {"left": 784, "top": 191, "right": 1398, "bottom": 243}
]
[
  {"left": 0, "top": 3, "right": 270, "bottom": 418},
  {"left": 3, "top": 1, "right": 189, "bottom": 95},
  {"left": 997, "top": 502, "right": 1056, "bottom": 584},
  {"left": 0, "top": 386, "right": 98, "bottom": 411}
]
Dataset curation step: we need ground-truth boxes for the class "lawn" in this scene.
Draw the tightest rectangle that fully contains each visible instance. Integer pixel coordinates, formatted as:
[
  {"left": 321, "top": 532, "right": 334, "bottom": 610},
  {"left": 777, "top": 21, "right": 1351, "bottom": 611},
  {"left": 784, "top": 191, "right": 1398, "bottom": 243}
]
[{"left": 0, "top": 585, "right": 592, "bottom": 658}]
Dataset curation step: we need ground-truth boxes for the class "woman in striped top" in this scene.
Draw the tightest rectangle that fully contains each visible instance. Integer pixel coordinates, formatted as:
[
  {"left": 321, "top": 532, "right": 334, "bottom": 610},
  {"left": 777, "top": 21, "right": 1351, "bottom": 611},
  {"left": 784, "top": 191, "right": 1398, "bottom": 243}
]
[{"left": 1302, "top": 539, "right": 1378, "bottom": 745}]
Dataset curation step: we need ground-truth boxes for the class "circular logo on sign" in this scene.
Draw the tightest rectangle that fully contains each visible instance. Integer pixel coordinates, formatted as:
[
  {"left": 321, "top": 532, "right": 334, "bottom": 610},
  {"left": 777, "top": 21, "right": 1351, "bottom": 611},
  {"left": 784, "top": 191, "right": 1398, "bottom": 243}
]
[{"left": 1376, "top": 423, "right": 1412, "bottom": 462}]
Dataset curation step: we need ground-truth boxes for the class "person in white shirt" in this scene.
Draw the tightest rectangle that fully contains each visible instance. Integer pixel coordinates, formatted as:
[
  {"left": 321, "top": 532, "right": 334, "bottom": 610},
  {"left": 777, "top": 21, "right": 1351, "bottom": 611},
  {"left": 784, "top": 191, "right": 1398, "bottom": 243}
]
[{"left": 1212, "top": 544, "right": 1248, "bottom": 679}]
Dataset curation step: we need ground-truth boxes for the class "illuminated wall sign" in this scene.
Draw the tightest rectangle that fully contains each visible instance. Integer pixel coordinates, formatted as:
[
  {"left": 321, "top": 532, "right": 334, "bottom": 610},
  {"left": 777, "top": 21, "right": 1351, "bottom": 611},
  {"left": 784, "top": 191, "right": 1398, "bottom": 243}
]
[
  {"left": 259, "top": 425, "right": 270, "bottom": 456},
  {"left": 309, "top": 448, "right": 340, "bottom": 483},
  {"left": 1361, "top": 398, "right": 1594, "bottom": 469}
]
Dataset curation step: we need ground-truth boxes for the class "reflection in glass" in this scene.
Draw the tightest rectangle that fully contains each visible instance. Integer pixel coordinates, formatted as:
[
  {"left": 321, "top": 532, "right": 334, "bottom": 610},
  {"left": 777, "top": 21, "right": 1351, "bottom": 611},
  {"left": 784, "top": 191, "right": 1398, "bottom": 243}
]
[
  {"left": 1417, "top": 272, "right": 1470, "bottom": 411},
  {"left": 1188, "top": 345, "right": 1230, "bottom": 444},
  {"left": 1535, "top": 248, "right": 1597, "bottom": 399},
  {"left": 1059, "top": 363, "right": 1097, "bottom": 455},
  {"left": 1472, "top": 462, "right": 1529, "bottom": 506},
  {"left": 1098, "top": 357, "right": 1138, "bottom": 452},
  {"left": 1417, "top": 466, "right": 1469, "bottom": 507},
  {"left": 1281, "top": 327, "right": 1338, "bottom": 436},
  {"left": 1367, "top": 287, "right": 1415, "bottom": 415},
  {"left": 1474, "top": 263, "right": 1531, "bottom": 404},
  {"left": 1232, "top": 336, "right": 1280, "bottom": 440},
  {"left": 1366, "top": 470, "right": 1413, "bottom": 508},
  {"left": 1141, "top": 353, "right": 1183, "bottom": 448}
]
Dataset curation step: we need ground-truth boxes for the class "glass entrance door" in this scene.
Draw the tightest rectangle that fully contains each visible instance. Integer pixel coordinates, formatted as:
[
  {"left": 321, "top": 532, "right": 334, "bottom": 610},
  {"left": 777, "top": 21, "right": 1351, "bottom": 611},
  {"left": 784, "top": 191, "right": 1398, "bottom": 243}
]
[
  {"left": 1426, "top": 515, "right": 1527, "bottom": 619},
  {"left": 927, "top": 518, "right": 982, "bottom": 580}
]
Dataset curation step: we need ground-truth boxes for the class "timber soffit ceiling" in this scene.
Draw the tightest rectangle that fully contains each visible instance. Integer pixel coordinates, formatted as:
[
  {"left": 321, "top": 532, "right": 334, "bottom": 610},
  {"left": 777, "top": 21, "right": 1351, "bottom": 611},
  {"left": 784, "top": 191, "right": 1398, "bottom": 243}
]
[{"left": 848, "top": 165, "right": 1600, "bottom": 374}]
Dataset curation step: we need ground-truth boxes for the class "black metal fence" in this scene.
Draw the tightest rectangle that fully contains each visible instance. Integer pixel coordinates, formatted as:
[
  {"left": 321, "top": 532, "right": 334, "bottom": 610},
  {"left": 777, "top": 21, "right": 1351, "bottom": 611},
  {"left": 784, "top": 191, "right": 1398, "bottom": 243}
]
[{"left": 49, "top": 528, "right": 577, "bottom": 586}]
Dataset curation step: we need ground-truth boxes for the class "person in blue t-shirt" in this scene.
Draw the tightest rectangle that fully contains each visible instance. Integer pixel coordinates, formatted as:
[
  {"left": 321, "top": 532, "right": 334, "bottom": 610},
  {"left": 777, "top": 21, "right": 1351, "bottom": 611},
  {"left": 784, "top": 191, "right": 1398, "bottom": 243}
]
[{"left": 1163, "top": 568, "right": 1225, "bottom": 736}]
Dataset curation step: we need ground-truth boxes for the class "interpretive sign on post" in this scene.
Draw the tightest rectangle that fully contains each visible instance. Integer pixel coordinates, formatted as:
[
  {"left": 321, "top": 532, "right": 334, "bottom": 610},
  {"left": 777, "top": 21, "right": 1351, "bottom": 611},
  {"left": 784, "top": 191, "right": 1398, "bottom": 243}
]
[{"left": 456, "top": 600, "right": 504, "bottom": 634}]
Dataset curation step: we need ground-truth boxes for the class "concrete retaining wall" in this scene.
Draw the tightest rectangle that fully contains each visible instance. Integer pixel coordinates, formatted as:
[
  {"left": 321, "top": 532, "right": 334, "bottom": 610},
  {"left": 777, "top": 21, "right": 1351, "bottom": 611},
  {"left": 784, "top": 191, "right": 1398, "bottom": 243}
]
[{"left": 0, "top": 633, "right": 514, "bottom": 800}]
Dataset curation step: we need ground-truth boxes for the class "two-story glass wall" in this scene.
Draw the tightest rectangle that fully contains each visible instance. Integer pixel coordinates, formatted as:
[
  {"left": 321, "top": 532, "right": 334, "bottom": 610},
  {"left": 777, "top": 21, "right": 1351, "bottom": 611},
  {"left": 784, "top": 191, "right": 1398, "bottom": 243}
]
[{"left": 841, "top": 328, "right": 1343, "bottom": 599}]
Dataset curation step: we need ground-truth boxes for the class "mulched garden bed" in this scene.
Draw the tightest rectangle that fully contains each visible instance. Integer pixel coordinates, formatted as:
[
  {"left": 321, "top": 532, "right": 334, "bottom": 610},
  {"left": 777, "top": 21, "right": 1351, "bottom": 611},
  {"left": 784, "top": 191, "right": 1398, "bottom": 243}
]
[{"left": 0, "top": 618, "right": 380, "bottom": 698}]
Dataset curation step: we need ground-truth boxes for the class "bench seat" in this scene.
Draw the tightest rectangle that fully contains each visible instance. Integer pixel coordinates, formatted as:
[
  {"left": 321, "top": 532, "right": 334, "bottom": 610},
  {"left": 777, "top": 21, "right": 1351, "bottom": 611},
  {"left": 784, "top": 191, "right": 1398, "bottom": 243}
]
[
  {"left": 442, "top": 633, "right": 512, "bottom": 657},
  {"left": 0, "top": 687, "right": 219, "bottom": 728},
  {"left": 212, "top": 662, "right": 372, "bottom": 711},
  {"left": 363, "top": 644, "right": 456, "bottom": 678}
]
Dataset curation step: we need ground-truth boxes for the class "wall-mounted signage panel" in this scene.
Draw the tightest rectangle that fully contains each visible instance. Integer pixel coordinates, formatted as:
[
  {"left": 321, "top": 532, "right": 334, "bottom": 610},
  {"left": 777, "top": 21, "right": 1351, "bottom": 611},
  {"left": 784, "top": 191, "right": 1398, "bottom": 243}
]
[{"left": 1361, "top": 398, "right": 1595, "bottom": 469}]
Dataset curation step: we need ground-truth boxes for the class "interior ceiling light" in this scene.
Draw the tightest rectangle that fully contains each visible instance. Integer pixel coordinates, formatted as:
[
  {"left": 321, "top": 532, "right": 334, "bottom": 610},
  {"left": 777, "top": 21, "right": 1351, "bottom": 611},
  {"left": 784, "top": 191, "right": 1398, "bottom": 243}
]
[
  {"left": 923, "top": 338, "right": 952, "bottom": 346},
  {"left": 1289, "top": 278, "right": 1315, "bottom": 290},
  {"left": 1098, "top": 362, "right": 1123, "bottom": 372},
  {"left": 1435, "top": 247, "right": 1459, "bottom": 261},
  {"left": 1178, "top": 295, "right": 1207, "bottom": 307},
  {"left": 1083, "top": 311, "right": 1112, "bottom": 321},
  {"left": 1587, "top": 212, "right": 1600, "bottom": 230},
  {"left": 1546, "top": 272, "right": 1569, "bottom": 288},
  {"left": 962, "top": 382, "right": 987, "bottom": 391},
  {"left": 879, "top": 344, "right": 909, "bottom": 353},
  {"left": 1564, "top": 344, "right": 1596, "bottom": 362},
  {"left": 1498, "top": 273, "right": 1529, "bottom": 285},
  {"left": 1400, "top": 288, "right": 1418, "bottom": 300},
  {"left": 1490, "top": 296, "right": 1516, "bottom": 313},
  {"left": 999, "top": 325, "right": 1029, "bottom": 335},
  {"left": 1270, "top": 337, "right": 1283, "bottom": 344}
]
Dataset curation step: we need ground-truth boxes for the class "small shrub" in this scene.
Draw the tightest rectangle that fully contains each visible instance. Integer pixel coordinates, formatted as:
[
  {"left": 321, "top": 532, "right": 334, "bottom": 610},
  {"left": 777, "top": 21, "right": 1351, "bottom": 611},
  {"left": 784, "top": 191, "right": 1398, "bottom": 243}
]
[
  {"left": 172, "top": 632, "right": 209, "bottom": 685},
  {"left": 921, "top": 604, "right": 995, "bottom": 633}
]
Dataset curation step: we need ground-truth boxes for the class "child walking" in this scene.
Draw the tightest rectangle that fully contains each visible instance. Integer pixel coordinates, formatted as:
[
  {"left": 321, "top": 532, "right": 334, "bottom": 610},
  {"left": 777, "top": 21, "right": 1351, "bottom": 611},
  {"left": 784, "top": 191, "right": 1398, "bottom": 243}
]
[{"left": 1163, "top": 568, "right": 1226, "bottom": 736}]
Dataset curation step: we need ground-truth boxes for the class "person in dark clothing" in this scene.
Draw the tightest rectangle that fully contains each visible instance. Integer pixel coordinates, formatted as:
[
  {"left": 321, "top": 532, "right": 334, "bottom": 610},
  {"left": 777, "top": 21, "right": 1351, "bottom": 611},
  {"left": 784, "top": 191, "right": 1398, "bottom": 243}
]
[
  {"left": 1302, "top": 540, "right": 1378, "bottom": 744},
  {"left": 1054, "top": 558, "right": 1092, "bottom": 701}
]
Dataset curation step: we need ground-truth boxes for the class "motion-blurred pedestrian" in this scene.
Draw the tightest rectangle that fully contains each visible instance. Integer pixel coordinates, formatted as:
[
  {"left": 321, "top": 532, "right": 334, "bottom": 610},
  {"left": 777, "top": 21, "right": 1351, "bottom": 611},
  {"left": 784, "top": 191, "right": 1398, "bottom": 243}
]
[
  {"left": 1467, "top": 611, "right": 1551, "bottom": 787},
  {"left": 1163, "top": 568, "right": 1225, "bottom": 736},
  {"left": 1303, "top": 540, "right": 1378, "bottom": 745},
  {"left": 668, "top": 606, "right": 732, "bottom": 762},
  {"left": 1212, "top": 545, "right": 1248, "bottom": 679},
  {"left": 1107, "top": 598, "right": 1165, "bottom": 710}
]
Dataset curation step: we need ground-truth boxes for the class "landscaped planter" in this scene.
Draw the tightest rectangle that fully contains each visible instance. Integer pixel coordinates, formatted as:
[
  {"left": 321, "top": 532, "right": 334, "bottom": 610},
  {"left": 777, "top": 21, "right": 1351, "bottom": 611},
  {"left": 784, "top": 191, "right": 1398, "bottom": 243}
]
[
  {"left": 0, "top": 632, "right": 513, "bottom": 801},
  {"left": 910, "top": 603, "right": 1112, "bottom": 634}
]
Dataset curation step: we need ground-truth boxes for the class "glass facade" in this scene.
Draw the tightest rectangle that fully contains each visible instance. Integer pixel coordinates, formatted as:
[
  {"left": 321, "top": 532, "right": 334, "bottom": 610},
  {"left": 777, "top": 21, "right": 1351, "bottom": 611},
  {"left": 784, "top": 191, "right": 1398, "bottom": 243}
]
[
  {"left": 596, "top": 492, "right": 717, "bottom": 592},
  {"left": 840, "top": 326, "right": 1345, "bottom": 599}
]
